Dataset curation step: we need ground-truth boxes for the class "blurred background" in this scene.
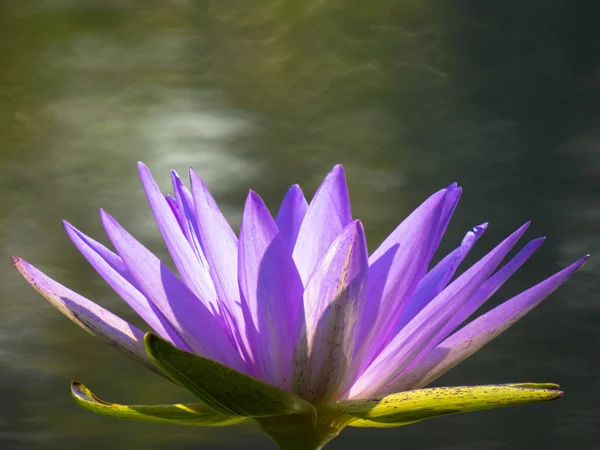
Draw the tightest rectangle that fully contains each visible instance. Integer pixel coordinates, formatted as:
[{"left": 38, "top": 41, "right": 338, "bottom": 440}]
[{"left": 1, "top": 1, "right": 599, "bottom": 449}]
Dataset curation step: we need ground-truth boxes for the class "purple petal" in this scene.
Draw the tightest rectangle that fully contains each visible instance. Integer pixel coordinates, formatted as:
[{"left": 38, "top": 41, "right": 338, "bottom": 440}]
[
  {"left": 348, "top": 223, "right": 530, "bottom": 399},
  {"left": 63, "top": 221, "right": 189, "bottom": 350},
  {"left": 171, "top": 171, "right": 210, "bottom": 272},
  {"left": 292, "top": 220, "right": 368, "bottom": 402},
  {"left": 434, "top": 183, "right": 462, "bottom": 251},
  {"left": 238, "top": 191, "right": 304, "bottom": 388},
  {"left": 100, "top": 210, "right": 247, "bottom": 374},
  {"left": 357, "top": 189, "right": 449, "bottom": 367},
  {"left": 189, "top": 168, "right": 246, "bottom": 341},
  {"left": 395, "top": 254, "right": 589, "bottom": 391},
  {"left": 436, "top": 237, "right": 546, "bottom": 343},
  {"left": 396, "top": 223, "right": 488, "bottom": 332},
  {"left": 137, "top": 163, "right": 218, "bottom": 311},
  {"left": 384, "top": 237, "right": 546, "bottom": 394},
  {"left": 165, "top": 195, "right": 185, "bottom": 233},
  {"left": 275, "top": 184, "right": 308, "bottom": 250},
  {"left": 292, "top": 165, "right": 352, "bottom": 285},
  {"left": 11, "top": 257, "right": 162, "bottom": 376}
]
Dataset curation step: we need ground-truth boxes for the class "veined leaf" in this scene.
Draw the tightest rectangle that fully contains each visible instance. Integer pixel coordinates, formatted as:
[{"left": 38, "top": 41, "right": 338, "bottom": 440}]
[
  {"left": 337, "top": 384, "right": 562, "bottom": 425},
  {"left": 71, "top": 381, "right": 246, "bottom": 426},
  {"left": 144, "top": 333, "right": 316, "bottom": 420}
]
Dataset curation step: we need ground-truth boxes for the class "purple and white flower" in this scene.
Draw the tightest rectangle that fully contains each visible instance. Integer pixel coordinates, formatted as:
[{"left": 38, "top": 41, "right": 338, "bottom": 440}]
[{"left": 12, "top": 163, "right": 587, "bottom": 449}]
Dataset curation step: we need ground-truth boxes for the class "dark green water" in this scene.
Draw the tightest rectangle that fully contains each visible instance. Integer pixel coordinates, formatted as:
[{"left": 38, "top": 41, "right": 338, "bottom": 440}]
[{"left": 1, "top": 2, "right": 599, "bottom": 449}]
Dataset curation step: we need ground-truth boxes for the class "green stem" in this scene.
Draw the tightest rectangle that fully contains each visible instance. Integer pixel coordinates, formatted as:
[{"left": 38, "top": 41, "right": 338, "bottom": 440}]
[
  {"left": 257, "top": 411, "right": 353, "bottom": 450},
  {"left": 263, "top": 426, "right": 336, "bottom": 450}
]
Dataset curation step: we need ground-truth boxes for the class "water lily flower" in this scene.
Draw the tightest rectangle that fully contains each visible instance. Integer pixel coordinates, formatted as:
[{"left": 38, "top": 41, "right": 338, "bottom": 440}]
[{"left": 12, "top": 163, "right": 587, "bottom": 450}]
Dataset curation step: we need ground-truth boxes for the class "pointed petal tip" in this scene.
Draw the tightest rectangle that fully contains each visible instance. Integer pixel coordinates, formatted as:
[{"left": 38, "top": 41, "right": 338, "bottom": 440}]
[
  {"left": 245, "top": 190, "right": 266, "bottom": 209},
  {"left": 99, "top": 208, "right": 111, "bottom": 223},
  {"left": 345, "top": 219, "right": 366, "bottom": 242},
  {"left": 11, "top": 256, "right": 33, "bottom": 277},
  {"left": 189, "top": 167, "right": 208, "bottom": 188},
  {"left": 62, "top": 220, "right": 81, "bottom": 237},
  {"left": 341, "top": 219, "right": 366, "bottom": 240},
  {"left": 458, "top": 223, "right": 487, "bottom": 247},
  {"left": 99, "top": 209, "right": 123, "bottom": 234},
  {"left": 500, "top": 236, "right": 545, "bottom": 259},
  {"left": 170, "top": 170, "right": 183, "bottom": 186},
  {"left": 525, "top": 237, "right": 546, "bottom": 251},
  {"left": 567, "top": 254, "right": 591, "bottom": 271},
  {"left": 443, "top": 183, "right": 461, "bottom": 202},
  {"left": 326, "top": 164, "right": 346, "bottom": 180},
  {"left": 11, "top": 257, "right": 39, "bottom": 285},
  {"left": 10, "top": 255, "right": 21, "bottom": 267},
  {"left": 579, "top": 254, "right": 591, "bottom": 265},
  {"left": 507, "top": 221, "right": 531, "bottom": 241},
  {"left": 450, "top": 185, "right": 462, "bottom": 195},
  {"left": 63, "top": 220, "right": 81, "bottom": 241},
  {"left": 137, "top": 161, "right": 149, "bottom": 173},
  {"left": 473, "top": 223, "right": 488, "bottom": 235},
  {"left": 286, "top": 184, "right": 304, "bottom": 195}
]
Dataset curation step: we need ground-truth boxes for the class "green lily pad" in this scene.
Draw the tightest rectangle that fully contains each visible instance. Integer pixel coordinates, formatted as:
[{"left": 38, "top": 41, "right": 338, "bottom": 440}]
[
  {"left": 337, "top": 384, "right": 563, "bottom": 425},
  {"left": 71, "top": 381, "right": 246, "bottom": 426},
  {"left": 144, "top": 333, "right": 316, "bottom": 420}
]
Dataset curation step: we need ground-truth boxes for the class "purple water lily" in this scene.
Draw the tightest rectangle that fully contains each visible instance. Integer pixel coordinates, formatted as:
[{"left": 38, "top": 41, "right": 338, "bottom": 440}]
[{"left": 12, "top": 163, "right": 587, "bottom": 449}]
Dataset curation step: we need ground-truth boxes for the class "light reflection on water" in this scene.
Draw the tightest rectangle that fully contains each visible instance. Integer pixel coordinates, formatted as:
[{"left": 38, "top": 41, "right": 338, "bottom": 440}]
[{"left": 1, "top": 1, "right": 599, "bottom": 450}]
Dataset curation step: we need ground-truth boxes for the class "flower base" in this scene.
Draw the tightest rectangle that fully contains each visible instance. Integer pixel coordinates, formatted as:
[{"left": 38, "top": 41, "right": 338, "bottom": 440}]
[{"left": 257, "top": 411, "right": 353, "bottom": 450}]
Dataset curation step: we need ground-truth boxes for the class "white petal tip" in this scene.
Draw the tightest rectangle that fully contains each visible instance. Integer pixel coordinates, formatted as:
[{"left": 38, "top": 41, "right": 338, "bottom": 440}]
[{"left": 474, "top": 223, "right": 488, "bottom": 233}]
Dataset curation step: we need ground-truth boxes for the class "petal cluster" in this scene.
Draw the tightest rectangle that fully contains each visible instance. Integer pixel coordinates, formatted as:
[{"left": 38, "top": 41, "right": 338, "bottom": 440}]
[{"left": 12, "top": 163, "right": 587, "bottom": 405}]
